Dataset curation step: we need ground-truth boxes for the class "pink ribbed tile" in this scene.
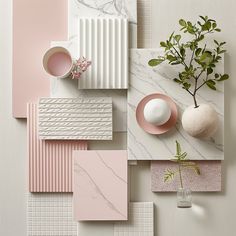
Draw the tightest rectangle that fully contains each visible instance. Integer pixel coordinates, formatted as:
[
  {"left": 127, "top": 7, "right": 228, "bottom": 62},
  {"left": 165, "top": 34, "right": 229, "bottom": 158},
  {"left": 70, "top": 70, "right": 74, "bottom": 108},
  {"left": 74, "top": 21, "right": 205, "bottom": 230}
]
[
  {"left": 27, "top": 103, "right": 87, "bottom": 192},
  {"left": 13, "top": 0, "right": 67, "bottom": 118},
  {"left": 73, "top": 150, "right": 128, "bottom": 221},
  {"left": 151, "top": 161, "right": 221, "bottom": 192}
]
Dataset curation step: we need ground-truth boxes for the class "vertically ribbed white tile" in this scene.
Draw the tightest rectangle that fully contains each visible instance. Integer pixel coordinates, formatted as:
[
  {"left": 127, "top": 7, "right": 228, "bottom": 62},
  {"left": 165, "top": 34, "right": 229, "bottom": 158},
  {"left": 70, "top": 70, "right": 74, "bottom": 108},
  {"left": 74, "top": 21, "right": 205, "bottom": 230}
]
[
  {"left": 78, "top": 18, "right": 128, "bottom": 89},
  {"left": 114, "top": 202, "right": 154, "bottom": 236},
  {"left": 27, "top": 193, "right": 77, "bottom": 236},
  {"left": 38, "top": 97, "right": 112, "bottom": 140}
]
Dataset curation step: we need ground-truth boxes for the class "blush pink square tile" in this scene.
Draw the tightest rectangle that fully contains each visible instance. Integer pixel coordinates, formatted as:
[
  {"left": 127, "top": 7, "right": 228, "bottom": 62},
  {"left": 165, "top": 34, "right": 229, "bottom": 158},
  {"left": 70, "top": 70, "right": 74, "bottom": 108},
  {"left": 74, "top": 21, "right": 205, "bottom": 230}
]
[
  {"left": 13, "top": 0, "right": 67, "bottom": 118},
  {"left": 151, "top": 161, "right": 222, "bottom": 192},
  {"left": 73, "top": 150, "right": 128, "bottom": 221}
]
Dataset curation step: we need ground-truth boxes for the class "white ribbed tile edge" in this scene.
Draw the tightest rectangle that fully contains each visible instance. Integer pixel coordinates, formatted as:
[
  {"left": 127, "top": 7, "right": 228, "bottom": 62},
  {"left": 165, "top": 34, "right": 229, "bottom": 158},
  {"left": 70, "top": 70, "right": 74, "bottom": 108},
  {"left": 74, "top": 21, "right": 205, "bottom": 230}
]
[
  {"left": 38, "top": 97, "right": 113, "bottom": 140},
  {"left": 114, "top": 202, "right": 154, "bottom": 236},
  {"left": 27, "top": 193, "right": 77, "bottom": 236},
  {"left": 78, "top": 18, "right": 128, "bottom": 89}
]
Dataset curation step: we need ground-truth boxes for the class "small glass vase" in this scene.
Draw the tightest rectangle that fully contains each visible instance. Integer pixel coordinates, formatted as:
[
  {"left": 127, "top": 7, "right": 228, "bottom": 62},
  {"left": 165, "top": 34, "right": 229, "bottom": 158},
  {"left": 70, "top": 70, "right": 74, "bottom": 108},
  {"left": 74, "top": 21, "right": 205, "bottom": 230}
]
[{"left": 177, "top": 188, "right": 192, "bottom": 208}]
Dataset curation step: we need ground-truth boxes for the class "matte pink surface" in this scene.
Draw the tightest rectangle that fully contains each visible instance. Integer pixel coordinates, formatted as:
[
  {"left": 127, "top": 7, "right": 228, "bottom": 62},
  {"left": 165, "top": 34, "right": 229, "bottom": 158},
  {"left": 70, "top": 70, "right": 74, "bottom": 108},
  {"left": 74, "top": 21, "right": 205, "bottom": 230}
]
[
  {"left": 13, "top": 0, "right": 67, "bottom": 118},
  {"left": 151, "top": 161, "right": 222, "bottom": 192},
  {"left": 47, "top": 52, "right": 72, "bottom": 76},
  {"left": 27, "top": 103, "right": 88, "bottom": 192},
  {"left": 136, "top": 93, "right": 178, "bottom": 134},
  {"left": 73, "top": 150, "right": 128, "bottom": 221}
]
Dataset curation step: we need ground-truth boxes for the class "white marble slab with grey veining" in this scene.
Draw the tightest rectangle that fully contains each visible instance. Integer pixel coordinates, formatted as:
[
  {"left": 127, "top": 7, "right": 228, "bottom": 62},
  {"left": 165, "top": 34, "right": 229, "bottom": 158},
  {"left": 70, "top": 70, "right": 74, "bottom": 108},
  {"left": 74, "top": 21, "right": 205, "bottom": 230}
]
[{"left": 128, "top": 49, "right": 224, "bottom": 160}]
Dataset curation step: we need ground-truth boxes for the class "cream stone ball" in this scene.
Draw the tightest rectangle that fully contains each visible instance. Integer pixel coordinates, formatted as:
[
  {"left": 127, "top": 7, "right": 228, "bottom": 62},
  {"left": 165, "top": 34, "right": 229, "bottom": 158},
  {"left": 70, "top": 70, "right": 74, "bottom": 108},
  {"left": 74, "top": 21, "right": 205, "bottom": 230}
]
[
  {"left": 181, "top": 104, "right": 219, "bottom": 138},
  {"left": 143, "top": 99, "right": 171, "bottom": 126}
]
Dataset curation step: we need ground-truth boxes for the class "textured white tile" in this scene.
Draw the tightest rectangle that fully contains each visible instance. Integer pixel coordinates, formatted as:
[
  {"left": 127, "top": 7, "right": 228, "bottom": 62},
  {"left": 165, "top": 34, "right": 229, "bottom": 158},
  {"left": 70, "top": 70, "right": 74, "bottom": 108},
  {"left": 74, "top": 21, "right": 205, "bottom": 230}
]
[
  {"left": 114, "top": 202, "right": 154, "bottom": 236},
  {"left": 77, "top": 18, "right": 128, "bottom": 89},
  {"left": 38, "top": 97, "right": 112, "bottom": 140},
  {"left": 27, "top": 193, "right": 77, "bottom": 236},
  {"left": 128, "top": 49, "right": 224, "bottom": 160}
]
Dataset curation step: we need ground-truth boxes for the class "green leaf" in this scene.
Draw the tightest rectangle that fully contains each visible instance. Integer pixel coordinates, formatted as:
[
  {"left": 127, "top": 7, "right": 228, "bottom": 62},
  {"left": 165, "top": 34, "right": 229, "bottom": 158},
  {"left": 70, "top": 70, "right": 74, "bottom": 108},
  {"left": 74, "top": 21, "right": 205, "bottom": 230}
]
[
  {"left": 183, "top": 82, "right": 191, "bottom": 90},
  {"left": 160, "top": 41, "right": 167, "bottom": 47},
  {"left": 148, "top": 58, "right": 164, "bottom": 67},
  {"left": 206, "top": 80, "right": 216, "bottom": 90},
  {"left": 176, "top": 141, "right": 181, "bottom": 156},
  {"left": 207, "top": 68, "right": 213, "bottom": 75},
  {"left": 173, "top": 78, "right": 182, "bottom": 84},
  {"left": 195, "top": 48, "right": 201, "bottom": 56},
  {"left": 174, "top": 34, "right": 181, "bottom": 42},
  {"left": 164, "top": 169, "right": 176, "bottom": 182},
  {"left": 180, "top": 47, "right": 186, "bottom": 57},
  {"left": 167, "top": 55, "right": 177, "bottom": 62},
  {"left": 215, "top": 73, "right": 219, "bottom": 78},
  {"left": 179, "top": 19, "right": 186, "bottom": 27},
  {"left": 199, "top": 15, "right": 207, "bottom": 22},
  {"left": 215, "top": 28, "right": 221, "bottom": 32},
  {"left": 214, "top": 40, "right": 219, "bottom": 46},
  {"left": 217, "top": 74, "right": 229, "bottom": 81}
]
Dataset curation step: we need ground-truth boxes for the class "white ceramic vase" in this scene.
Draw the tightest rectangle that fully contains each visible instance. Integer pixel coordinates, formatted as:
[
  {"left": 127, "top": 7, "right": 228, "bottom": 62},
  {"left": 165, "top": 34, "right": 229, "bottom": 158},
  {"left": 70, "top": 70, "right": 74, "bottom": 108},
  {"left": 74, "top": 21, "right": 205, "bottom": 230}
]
[{"left": 181, "top": 104, "right": 219, "bottom": 138}]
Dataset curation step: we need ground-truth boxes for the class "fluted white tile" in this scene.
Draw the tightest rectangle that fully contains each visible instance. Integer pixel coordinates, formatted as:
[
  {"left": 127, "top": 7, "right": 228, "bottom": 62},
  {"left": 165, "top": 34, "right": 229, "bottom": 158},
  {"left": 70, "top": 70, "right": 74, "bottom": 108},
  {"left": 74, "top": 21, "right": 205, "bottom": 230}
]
[{"left": 77, "top": 18, "right": 128, "bottom": 89}]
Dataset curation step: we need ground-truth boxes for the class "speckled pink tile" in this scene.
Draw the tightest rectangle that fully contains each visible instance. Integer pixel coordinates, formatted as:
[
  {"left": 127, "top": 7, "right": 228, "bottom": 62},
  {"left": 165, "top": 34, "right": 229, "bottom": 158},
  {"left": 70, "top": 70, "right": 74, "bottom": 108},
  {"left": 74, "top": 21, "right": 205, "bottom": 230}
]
[
  {"left": 73, "top": 150, "right": 128, "bottom": 221},
  {"left": 151, "top": 161, "right": 221, "bottom": 192}
]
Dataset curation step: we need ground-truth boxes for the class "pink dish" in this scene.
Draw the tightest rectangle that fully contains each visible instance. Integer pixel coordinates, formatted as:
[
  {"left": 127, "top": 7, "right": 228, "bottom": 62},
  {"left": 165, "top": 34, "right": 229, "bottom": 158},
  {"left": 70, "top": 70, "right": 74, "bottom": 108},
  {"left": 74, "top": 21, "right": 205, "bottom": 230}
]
[{"left": 136, "top": 93, "right": 178, "bottom": 134}]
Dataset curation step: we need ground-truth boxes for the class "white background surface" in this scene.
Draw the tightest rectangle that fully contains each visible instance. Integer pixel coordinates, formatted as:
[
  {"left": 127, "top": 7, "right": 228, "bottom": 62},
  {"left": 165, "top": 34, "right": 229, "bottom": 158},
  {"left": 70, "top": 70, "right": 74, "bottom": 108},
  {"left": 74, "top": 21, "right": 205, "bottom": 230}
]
[{"left": 1, "top": 0, "right": 236, "bottom": 236}]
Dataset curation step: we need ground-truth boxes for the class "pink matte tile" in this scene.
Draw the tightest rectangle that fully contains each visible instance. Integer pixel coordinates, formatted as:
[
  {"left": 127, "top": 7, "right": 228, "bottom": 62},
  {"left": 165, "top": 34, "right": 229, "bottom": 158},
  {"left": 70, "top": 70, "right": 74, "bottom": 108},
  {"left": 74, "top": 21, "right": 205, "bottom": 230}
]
[
  {"left": 151, "top": 161, "right": 221, "bottom": 192},
  {"left": 13, "top": 0, "right": 67, "bottom": 118},
  {"left": 27, "top": 103, "right": 88, "bottom": 192},
  {"left": 73, "top": 150, "right": 128, "bottom": 221}
]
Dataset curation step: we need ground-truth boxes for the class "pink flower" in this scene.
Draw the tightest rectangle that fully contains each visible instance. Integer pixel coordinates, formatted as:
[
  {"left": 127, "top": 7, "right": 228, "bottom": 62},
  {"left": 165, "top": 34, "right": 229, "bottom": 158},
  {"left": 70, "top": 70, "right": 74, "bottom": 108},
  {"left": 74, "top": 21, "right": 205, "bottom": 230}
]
[{"left": 69, "top": 57, "right": 91, "bottom": 79}]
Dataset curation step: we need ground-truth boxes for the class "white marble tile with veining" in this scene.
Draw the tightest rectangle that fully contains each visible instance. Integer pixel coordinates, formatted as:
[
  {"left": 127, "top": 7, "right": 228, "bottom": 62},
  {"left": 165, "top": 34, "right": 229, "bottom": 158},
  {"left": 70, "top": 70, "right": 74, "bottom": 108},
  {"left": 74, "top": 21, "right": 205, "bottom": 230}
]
[{"left": 128, "top": 49, "right": 224, "bottom": 160}]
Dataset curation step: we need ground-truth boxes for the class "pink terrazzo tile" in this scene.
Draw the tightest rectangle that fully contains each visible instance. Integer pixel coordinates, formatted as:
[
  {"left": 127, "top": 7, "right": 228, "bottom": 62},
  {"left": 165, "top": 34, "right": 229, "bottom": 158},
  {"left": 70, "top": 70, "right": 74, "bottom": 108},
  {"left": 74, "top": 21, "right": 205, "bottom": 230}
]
[
  {"left": 73, "top": 150, "right": 128, "bottom": 221},
  {"left": 151, "top": 161, "right": 221, "bottom": 192},
  {"left": 13, "top": 0, "right": 67, "bottom": 118}
]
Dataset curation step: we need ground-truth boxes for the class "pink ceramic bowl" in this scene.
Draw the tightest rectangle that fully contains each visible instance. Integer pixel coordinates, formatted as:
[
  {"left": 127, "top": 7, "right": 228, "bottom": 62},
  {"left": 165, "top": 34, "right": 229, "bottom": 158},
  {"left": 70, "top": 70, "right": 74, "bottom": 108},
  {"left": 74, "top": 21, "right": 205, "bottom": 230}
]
[
  {"left": 136, "top": 93, "right": 178, "bottom": 135},
  {"left": 43, "top": 46, "right": 73, "bottom": 79}
]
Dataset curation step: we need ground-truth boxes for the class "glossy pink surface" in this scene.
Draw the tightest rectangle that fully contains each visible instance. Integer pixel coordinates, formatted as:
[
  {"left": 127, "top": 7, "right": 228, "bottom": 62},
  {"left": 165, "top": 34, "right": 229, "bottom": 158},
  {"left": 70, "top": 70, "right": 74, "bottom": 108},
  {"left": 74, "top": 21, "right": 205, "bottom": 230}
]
[
  {"left": 136, "top": 93, "right": 178, "bottom": 134},
  {"left": 13, "top": 0, "right": 67, "bottom": 118}
]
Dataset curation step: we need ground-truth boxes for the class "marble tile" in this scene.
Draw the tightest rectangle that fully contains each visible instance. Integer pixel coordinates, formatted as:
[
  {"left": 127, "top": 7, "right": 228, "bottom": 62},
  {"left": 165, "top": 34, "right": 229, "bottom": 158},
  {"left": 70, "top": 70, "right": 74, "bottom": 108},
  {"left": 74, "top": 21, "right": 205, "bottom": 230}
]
[
  {"left": 151, "top": 161, "right": 222, "bottom": 192},
  {"left": 77, "top": 18, "right": 128, "bottom": 89},
  {"left": 27, "top": 103, "right": 88, "bottom": 192},
  {"left": 114, "top": 202, "right": 154, "bottom": 236},
  {"left": 27, "top": 193, "right": 77, "bottom": 236},
  {"left": 128, "top": 49, "right": 224, "bottom": 160},
  {"left": 38, "top": 97, "right": 112, "bottom": 140},
  {"left": 73, "top": 150, "right": 128, "bottom": 221}
]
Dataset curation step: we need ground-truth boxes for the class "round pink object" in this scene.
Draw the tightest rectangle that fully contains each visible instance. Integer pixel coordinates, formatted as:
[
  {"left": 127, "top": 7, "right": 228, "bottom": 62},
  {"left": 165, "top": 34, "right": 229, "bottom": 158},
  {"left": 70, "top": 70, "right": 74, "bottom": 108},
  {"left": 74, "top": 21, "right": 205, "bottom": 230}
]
[{"left": 136, "top": 93, "right": 178, "bottom": 135}]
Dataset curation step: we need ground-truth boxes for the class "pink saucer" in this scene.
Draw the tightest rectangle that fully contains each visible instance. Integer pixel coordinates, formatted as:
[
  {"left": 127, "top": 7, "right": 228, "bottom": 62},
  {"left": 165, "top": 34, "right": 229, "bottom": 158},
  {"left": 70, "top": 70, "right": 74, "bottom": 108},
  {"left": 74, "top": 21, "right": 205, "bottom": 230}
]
[{"left": 136, "top": 93, "right": 178, "bottom": 135}]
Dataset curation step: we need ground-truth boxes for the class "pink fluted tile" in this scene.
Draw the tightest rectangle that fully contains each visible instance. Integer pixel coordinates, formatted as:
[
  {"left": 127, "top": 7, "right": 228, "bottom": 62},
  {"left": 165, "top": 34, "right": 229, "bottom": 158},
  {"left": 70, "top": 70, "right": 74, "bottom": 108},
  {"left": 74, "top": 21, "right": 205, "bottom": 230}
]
[
  {"left": 13, "top": 0, "right": 67, "bottom": 118},
  {"left": 27, "top": 103, "right": 88, "bottom": 192},
  {"left": 151, "top": 161, "right": 221, "bottom": 192},
  {"left": 73, "top": 150, "right": 128, "bottom": 221}
]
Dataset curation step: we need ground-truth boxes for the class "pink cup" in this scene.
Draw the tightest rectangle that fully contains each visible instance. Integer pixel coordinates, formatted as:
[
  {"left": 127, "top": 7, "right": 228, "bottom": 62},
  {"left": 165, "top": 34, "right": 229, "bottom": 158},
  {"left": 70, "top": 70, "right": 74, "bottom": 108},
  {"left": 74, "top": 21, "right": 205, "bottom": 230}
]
[{"left": 43, "top": 47, "right": 73, "bottom": 79}]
